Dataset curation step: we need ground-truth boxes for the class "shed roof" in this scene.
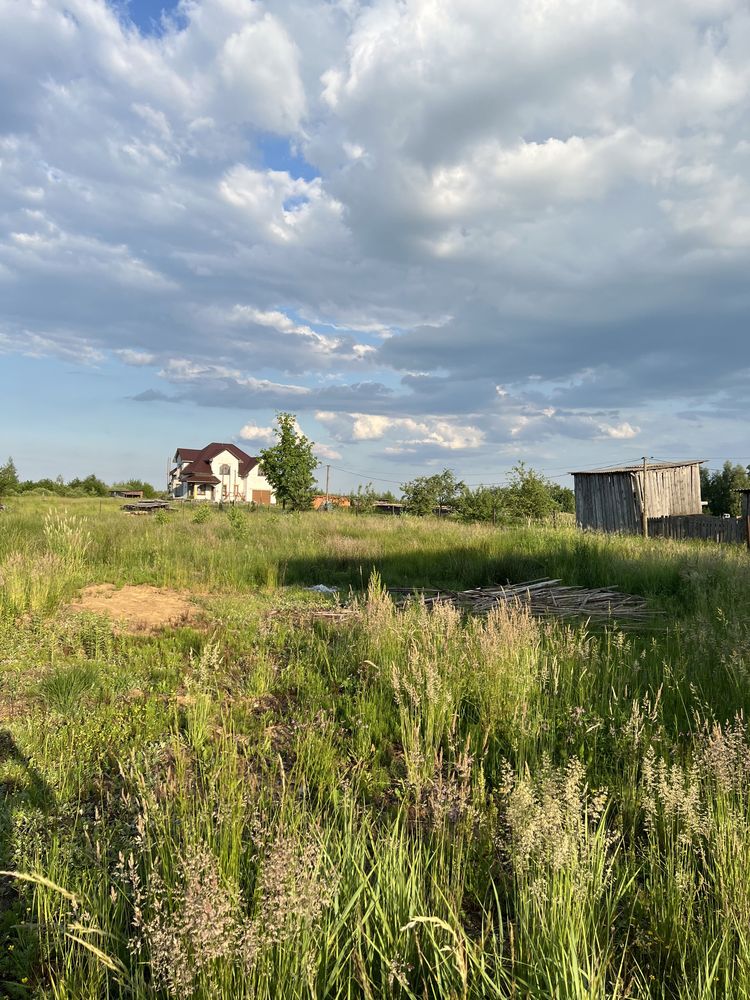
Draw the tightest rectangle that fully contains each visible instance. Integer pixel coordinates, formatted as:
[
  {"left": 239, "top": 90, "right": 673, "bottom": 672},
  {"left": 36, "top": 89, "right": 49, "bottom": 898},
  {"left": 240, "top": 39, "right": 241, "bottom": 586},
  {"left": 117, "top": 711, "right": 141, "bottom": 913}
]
[{"left": 571, "top": 459, "right": 705, "bottom": 476}]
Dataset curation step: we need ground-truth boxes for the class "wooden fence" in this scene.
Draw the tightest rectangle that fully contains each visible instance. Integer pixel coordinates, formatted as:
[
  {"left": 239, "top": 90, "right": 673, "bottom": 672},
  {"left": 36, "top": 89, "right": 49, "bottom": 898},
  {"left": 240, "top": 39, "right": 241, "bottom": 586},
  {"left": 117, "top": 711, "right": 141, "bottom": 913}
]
[{"left": 648, "top": 514, "right": 750, "bottom": 546}]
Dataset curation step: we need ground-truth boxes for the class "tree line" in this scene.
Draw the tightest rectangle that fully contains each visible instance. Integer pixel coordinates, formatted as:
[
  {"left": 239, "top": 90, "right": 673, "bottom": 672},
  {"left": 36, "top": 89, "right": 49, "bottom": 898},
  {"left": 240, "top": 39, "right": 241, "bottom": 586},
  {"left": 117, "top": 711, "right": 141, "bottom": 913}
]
[
  {"left": 397, "top": 464, "right": 575, "bottom": 521},
  {"left": 0, "top": 458, "right": 157, "bottom": 499},
  {"left": 345, "top": 465, "right": 574, "bottom": 520}
]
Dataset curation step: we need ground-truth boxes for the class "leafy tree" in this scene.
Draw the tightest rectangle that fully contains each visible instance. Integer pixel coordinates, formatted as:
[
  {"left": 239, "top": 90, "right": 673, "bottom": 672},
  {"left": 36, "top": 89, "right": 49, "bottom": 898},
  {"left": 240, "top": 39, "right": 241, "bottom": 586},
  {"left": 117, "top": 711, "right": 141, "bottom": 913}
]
[
  {"left": 18, "top": 477, "right": 66, "bottom": 495},
  {"left": 503, "top": 463, "right": 557, "bottom": 519},
  {"left": 350, "top": 482, "right": 377, "bottom": 515},
  {"left": 259, "top": 412, "right": 317, "bottom": 511},
  {"left": 0, "top": 457, "right": 19, "bottom": 497},
  {"left": 456, "top": 484, "right": 506, "bottom": 523},
  {"left": 548, "top": 483, "right": 575, "bottom": 514},
  {"left": 401, "top": 469, "right": 465, "bottom": 516},
  {"left": 67, "top": 474, "right": 108, "bottom": 497},
  {"left": 701, "top": 461, "right": 750, "bottom": 516}
]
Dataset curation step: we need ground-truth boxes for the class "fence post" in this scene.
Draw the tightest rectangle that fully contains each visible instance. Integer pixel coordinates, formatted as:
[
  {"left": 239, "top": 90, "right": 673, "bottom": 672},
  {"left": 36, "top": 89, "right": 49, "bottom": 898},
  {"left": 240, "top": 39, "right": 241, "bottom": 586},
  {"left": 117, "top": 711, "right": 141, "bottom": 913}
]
[{"left": 746, "top": 515, "right": 750, "bottom": 551}]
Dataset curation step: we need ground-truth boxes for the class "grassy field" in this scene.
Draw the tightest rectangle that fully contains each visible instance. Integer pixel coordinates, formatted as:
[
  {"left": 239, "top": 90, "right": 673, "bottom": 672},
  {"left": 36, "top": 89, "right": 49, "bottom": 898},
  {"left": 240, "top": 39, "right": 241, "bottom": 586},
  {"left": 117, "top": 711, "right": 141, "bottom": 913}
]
[{"left": 1, "top": 497, "right": 750, "bottom": 999}]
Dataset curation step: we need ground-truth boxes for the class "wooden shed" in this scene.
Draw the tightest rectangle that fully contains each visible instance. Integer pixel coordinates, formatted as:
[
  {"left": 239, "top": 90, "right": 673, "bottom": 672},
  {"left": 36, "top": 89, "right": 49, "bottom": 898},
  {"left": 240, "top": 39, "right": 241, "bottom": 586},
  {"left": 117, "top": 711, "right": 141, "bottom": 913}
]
[
  {"left": 738, "top": 489, "right": 750, "bottom": 518},
  {"left": 571, "top": 460, "right": 704, "bottom": 534}
]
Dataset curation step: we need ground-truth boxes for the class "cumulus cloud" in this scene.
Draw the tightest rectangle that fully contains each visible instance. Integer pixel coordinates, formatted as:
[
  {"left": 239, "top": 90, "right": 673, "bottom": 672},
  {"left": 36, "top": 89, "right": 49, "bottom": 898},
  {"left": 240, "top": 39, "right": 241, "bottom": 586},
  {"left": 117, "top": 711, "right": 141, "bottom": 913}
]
[
  {"left": 238, "top": 422, "right": 275, "bottom": 445},
  {"left": 600, "top": 421, "right": 640, "bottom": 439},
  {"left": 1, "top": 0, "right": 749, "bottom": 476},
  {"left": 313, "top": 442, "right": 343, "bottom": 461},
  {"left": 315, "top": 411, "right": 485, "bottom": 451}
]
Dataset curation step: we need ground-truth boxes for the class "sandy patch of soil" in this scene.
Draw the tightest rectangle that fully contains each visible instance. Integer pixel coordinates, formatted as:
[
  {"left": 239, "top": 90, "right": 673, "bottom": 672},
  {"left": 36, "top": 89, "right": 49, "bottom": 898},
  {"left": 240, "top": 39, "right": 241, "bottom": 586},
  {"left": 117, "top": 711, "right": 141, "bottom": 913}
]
[{"left": 70, "top": 584, "right": 199, "bottom": 634}]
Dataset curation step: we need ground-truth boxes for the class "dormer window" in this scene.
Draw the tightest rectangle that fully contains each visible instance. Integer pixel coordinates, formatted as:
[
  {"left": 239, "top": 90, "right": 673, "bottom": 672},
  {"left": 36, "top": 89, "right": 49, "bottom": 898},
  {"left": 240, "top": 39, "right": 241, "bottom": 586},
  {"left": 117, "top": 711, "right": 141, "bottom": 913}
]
[{"left": 219, "top": 464, "right": 230, "bottom": 475}]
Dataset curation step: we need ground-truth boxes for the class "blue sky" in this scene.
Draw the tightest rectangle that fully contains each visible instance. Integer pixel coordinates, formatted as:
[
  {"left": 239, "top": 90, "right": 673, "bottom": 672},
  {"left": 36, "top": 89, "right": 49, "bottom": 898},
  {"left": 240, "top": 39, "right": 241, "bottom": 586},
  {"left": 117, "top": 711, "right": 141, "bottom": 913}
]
[
  {"left": 122, "top": 0, "right": 180, "bottom": 33},
  {"left": 1, "top": 0, "right": 749, "bottom": 490}
]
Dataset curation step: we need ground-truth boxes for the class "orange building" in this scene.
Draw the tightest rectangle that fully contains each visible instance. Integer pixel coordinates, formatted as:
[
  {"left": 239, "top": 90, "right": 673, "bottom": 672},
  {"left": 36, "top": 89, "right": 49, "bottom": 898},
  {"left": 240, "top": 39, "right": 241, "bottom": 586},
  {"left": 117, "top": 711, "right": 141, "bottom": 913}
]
[{"left": 312, "top": 494, "right": 351, "bottom": 510}]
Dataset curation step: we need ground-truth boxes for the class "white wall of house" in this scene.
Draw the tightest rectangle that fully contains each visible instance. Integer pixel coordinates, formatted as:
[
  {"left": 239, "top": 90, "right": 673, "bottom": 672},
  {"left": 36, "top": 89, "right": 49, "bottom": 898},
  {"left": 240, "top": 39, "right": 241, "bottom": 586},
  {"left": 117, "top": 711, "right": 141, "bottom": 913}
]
[
  {"left": 243, "top": 463, "right": 275, "bottom": 504},
  {"left": 211, "top": 449, "right": 242, "bottom": 501}
]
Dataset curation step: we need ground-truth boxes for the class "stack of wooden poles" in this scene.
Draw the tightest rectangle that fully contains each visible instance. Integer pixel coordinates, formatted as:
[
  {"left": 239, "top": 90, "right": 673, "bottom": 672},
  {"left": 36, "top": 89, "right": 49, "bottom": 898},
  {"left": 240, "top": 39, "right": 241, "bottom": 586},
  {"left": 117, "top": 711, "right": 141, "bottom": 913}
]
[{"left": 387, "top": 578, "right": 655, "bottom": 625}]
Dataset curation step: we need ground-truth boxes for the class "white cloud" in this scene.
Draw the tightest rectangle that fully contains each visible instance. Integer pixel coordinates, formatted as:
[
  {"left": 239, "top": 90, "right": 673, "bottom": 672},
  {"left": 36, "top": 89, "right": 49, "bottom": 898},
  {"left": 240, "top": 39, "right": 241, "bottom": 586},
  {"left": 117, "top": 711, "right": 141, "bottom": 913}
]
[
  {"left": 238, "top": 422, "right": 274, "bottom": 444},
  {"left": 316, "top": 411, "right": 485, "bottom": 450},
  {"left": 217, "top": 13, "right": 306, "bottom": 132},
  {"left": 314, "top": 442, "right": 343, "bottom": 460},
  {"left": 599, "top": 421, "right": 640, "bottom": 439}
]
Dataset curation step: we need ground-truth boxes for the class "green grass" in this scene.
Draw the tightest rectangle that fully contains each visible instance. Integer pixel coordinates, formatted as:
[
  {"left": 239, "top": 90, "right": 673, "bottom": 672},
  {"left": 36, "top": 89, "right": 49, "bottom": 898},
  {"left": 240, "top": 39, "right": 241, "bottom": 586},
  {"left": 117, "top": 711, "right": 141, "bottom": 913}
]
[{"left": 1, "top": 497, "right": 750, "bottom": 998}]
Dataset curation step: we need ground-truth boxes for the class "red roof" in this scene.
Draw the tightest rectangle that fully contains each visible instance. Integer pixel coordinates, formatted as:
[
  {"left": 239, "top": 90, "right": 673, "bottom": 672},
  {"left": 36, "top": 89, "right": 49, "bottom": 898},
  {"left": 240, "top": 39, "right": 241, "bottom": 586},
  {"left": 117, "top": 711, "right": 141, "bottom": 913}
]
[
  {"left": 174, "top": 448, "right": 201, "bottom": 462},
  {"left": 177, "top": 443, "right": 259, "bottom": 483}
]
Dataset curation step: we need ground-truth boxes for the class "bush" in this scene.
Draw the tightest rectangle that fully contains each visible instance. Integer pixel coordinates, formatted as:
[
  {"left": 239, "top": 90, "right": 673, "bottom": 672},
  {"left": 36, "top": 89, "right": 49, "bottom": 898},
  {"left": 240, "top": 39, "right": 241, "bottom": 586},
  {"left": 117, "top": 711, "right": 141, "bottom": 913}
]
[{"left": 192, "top": 503, "right": 212, "bottom": 524}]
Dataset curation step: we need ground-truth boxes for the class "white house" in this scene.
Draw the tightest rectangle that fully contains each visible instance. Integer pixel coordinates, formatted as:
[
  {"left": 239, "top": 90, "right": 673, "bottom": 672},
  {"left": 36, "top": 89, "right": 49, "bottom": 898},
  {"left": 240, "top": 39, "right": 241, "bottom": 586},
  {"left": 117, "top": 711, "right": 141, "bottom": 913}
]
[{"left": 169, "top": 443, "right": 275, "bottom": 504}]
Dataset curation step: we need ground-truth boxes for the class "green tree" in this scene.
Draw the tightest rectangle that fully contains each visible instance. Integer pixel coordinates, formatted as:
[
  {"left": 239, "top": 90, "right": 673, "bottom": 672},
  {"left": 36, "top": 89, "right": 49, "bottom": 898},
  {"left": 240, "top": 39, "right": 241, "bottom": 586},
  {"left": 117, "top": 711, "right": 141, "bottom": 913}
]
[
  {"left": 504, "top": 463, "right": 557, "bottom": 519},
  {"left": 456, "top": 484, "right": 506, "bottom": 523},
  {"left": 401, "top": 469, "right": 465, "bottom": 516},
  {"left": 259, "top": 413, "right": 317, "bottom": 511},
  {"left": 67, "top": 474, "right": 108, "bottom": 497},
  {"left": 0, "top": 457, "right": 19, "bottom": 496},
  {"left": 548, "top": 483, "right": 575, "bottom": 514},
  {"left": 350, "top": 482, "right": 377, "bottom": 515},
  {"left": 701, "top": 461, "right": 750, "bottom": 516},
  {"left": 18, "top": 477, "right": 65, "bottom": 495}
]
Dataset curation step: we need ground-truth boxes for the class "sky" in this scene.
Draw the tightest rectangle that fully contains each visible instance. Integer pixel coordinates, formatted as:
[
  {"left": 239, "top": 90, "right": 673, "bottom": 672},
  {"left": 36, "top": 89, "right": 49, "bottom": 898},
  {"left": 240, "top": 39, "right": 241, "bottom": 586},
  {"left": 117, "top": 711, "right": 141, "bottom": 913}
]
[{"left": 1, "top": 0, "right": 749, "bottom": 493}]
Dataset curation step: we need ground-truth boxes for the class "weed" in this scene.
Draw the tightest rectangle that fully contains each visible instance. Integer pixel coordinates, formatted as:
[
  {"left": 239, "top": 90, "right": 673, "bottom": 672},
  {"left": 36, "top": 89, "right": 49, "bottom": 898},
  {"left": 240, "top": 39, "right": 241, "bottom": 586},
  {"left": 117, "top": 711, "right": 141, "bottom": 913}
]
[{"left": 38, "top": 663, "right": 99, "bottom": 714}]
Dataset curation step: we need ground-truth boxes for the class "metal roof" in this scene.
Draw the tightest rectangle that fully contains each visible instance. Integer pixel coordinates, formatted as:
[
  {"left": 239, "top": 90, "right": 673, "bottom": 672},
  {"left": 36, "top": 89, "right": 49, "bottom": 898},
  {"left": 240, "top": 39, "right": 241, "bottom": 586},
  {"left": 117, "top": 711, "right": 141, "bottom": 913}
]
[{"left": 570, "top": 459, "right": 705, "bottom": 475}]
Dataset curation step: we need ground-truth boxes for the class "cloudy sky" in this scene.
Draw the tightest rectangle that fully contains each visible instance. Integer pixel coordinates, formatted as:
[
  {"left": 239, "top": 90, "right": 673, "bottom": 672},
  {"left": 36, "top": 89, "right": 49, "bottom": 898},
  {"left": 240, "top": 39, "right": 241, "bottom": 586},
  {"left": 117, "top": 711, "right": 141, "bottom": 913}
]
[{"left": 1, "top": 0, "right": 749, "bottom": 491}]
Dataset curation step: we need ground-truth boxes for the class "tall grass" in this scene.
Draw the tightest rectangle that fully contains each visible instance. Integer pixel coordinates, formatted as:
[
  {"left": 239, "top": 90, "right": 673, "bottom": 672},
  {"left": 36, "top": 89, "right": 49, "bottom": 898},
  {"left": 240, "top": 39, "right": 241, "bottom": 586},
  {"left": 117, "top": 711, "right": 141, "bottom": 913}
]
[{"left": 1, "top": 497, "right": 750, "bottom": 997}]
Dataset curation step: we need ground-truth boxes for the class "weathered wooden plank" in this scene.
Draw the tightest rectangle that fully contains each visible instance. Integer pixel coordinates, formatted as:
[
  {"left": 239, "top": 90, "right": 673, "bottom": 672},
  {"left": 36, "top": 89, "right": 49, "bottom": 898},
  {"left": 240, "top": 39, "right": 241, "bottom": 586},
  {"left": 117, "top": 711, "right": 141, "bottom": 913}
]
[{"left": 647, "top": 514, "right": 745, "bottom": 544}]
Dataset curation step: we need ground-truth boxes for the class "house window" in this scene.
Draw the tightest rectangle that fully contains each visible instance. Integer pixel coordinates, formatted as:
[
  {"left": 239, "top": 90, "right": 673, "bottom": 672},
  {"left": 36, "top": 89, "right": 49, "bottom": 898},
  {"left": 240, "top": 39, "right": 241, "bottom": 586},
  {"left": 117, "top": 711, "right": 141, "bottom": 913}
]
[{"left": 219, "top": 464, "right": 230, "bottom": 475}]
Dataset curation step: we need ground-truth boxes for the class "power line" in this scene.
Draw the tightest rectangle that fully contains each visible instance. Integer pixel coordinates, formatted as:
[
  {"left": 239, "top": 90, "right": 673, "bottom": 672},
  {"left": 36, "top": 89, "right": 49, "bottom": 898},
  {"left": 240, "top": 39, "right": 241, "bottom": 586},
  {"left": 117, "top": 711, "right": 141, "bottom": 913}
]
[
  {"left": 321, "top": 455, "right": 749, "bottom": 491},
  {"left": 325, "top": 464, "right": 404, "bottom": 486},
  {"left": 322, "top": 460, "right": 607, "bottom": 488}
]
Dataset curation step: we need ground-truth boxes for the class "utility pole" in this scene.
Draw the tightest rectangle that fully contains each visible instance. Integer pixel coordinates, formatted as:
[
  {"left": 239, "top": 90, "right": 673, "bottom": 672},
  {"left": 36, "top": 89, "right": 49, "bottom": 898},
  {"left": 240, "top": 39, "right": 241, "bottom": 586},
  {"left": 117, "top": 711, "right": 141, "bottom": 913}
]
[
  {"left": 641, "top": 456, "right": 649, "bottom": 538},
  {"left": 325, "top": 464, "right": 330, "bottom": 510}
]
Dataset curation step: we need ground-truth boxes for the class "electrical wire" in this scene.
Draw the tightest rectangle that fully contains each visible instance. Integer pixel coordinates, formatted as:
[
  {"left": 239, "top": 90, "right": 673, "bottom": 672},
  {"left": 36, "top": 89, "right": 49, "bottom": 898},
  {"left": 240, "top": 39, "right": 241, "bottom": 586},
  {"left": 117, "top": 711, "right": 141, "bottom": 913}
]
[{"left": 318, "top": 455, "right": 749, "bottom": 490}]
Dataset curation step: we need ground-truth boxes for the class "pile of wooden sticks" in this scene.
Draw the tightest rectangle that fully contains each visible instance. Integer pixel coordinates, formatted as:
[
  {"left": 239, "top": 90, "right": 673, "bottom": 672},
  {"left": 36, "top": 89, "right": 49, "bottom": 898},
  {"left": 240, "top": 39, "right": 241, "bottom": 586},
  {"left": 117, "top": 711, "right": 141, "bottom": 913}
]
[{"left": 387, "top": 578, "right": 655, "bottom": 624}]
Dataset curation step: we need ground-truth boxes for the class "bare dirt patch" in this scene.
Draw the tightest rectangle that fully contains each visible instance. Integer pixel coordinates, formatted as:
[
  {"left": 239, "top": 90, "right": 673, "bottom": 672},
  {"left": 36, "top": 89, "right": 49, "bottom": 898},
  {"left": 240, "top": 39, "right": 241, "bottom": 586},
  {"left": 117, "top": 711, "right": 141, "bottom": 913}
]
[{"left": 70, "top": 584, "right": 199, "bottom": 634}]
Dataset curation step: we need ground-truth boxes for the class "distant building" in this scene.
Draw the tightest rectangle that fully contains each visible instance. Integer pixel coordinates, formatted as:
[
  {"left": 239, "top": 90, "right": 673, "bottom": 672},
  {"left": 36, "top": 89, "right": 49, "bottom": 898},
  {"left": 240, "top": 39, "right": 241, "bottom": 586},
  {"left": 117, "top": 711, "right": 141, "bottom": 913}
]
[
  {"left": 312, "top": 495, "right": 351, "bottom": 510},
  {"left": 110, "top": 489, "right": 143, "bottom": 499},
  {"left": 571, "top": 460, "right": 704, "bottom": 533},
  {"left": 373, "top": 500, "right": 405, "bottom": 515},
  {"left": 169, "top": 443, "right": 275, "bottom": 503}
]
